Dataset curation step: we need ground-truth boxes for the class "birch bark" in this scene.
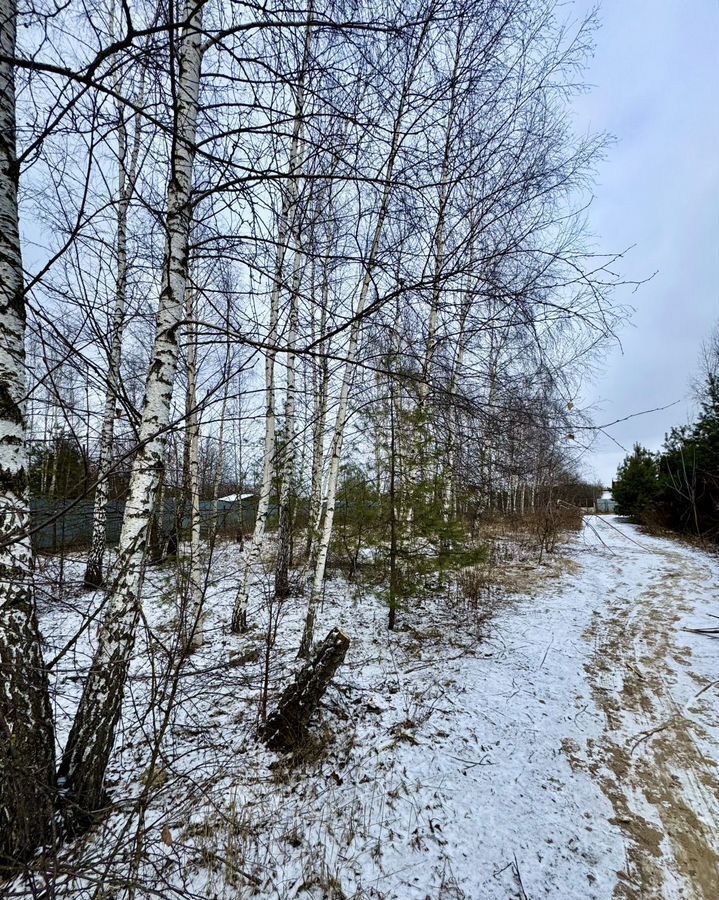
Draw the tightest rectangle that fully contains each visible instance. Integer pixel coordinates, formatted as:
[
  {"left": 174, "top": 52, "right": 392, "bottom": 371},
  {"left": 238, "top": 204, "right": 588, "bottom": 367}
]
[
  {"left": 273, "top": 11, "right": 314, "bottom": 599},
  {"left": 305, "top": 264, "right": 330, "bottom": 561},
  {"left": 182, "top": 288, "right": 203, "bottom": 650},
  {"left": 0, "top": 0, "right": 56, "bottom": 865},
  {"left": 230, "top": 12, "right": 312, "bottom": 632},
  {"left": 298, "top": 22, "right": 431, "bottom": 654},
  {"left": 229, "top": 221, "right": 281, "bottom": 633},
  {"left": 210, "top": 345, "right": 230, "bottom": 537},
  {"left": 412, "top": 34, "right": 462, "bottom": 516},
  {"left": 443, "top": 291, "right": 470, "bottom": 519},
  {"left": 230, "top": 237, "right": 280, "bottom": 634},
  {"left": 84, "top": 60, "right": 146, "bottom": 589},
  {"left": 58, "top": 1, "right": 204, "bottom": 822},
  {"left": 273, "top": 243, "right": 301, "bottom": 599}
]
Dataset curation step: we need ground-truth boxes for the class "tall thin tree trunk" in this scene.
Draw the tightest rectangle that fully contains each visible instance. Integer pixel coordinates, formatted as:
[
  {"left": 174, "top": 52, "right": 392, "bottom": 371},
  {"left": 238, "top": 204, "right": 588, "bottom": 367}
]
[
  {"left": 410, "top": 32, "right": 461, "bottom": 518},
  {"left": 444, "top": 287, "right": 471, "bottom": 520},
  {"left": 388, "top": 368, "right": 398, "bottom": 631},
  {"left": 230, "top": 9, "right": 312, "bottom": 633},
  {"left": 230, "top": 240, "right": 281, "bottom": 631},
  {"left": 235, "top": 371, "right": 245, "bottom": 548},
  {"left": 210, "top": 289, "right": 232, "bottom": 538},
  {"left": 182, "top": 288, "right": 203, "bottom": 650},
  {"left": 306, "top": 261, "right": 330, "bottom": 561},
  {"left": 298, "top": 222, "right": 388, "bottom": 655},
  {"left": 273, "top": 10, "right": 314, "bottom": 599},
  {"left": 274, "top": 244, "right": 301, "bottom": 599},
  {"left": 210, "top": 359, "right": 230, "bottom": 538},
  {"left": 0, "top": 0, "right": 57, "bottom": 865},
  {"left": 297, "top": 23, "right": 430, "bottom": 654},
  {"left": 84, "top": 67, "right": 145, "bottom": 589},
  {"left": 307, "top": 258, "right": 330, "bottom": 569},
  {"left": 230, "top": 242, "right": 281, "bottom": 631},
  {"left": 58, "top": 1, "right": 204, "bottom": 824}
]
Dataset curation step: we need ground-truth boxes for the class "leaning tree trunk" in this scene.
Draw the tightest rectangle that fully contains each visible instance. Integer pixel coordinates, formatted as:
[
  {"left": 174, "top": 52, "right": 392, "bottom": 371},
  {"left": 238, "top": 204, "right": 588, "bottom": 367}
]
[
  {"left": 298, "top": 244, "right": 386, "bottom": 654},
  {"left": 0, "top": 0, "right": 57, "bottom": 866},
  {"left": 58, "top": 2, "right": 204, "bottom": 826},
  {"left": 298, "top": 259, "right": 375, "bottom": 656},
  {"left": 262, "top": 627, "right": 349, "bottom": 751},
  {"left": 84, "top": 84, "right": 144, "bottom": 588}
]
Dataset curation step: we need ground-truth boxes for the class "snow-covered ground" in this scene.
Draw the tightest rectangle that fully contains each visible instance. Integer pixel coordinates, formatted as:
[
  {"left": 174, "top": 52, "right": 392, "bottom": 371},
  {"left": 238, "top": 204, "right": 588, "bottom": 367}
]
[{"left": 10, "top": 516, "right": 719, "bottom": 899}]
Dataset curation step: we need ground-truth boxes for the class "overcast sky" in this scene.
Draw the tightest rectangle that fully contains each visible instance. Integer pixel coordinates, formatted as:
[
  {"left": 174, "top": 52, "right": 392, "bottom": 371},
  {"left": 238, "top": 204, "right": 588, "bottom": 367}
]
[{"left": 570, "top": 0, "right": 719, "bottom": 485}]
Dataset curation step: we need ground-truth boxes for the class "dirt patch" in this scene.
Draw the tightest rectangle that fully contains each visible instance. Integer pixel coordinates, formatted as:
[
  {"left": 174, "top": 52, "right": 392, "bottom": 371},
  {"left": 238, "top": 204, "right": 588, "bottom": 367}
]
[
  {"left": 577, "top": 548, "right": 719, "bottom": 899},
  {"left": 489, "top": 551, "right": 581, "bottom": 596}
]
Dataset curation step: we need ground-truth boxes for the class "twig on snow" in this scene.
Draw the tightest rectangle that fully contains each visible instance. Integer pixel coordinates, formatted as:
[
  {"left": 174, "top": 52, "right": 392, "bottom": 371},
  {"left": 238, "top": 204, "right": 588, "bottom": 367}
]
[
  {"left": 513, "top": 852, "right": 529, "bottom": 900},
  {"left": 629, "top": 716, "right": 678, "bottom": 755}
]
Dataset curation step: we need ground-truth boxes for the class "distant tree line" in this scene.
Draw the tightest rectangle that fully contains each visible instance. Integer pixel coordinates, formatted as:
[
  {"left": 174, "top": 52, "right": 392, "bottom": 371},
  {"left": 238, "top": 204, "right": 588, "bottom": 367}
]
[{"left": 613, "top": 326, "right": 719, "bottom": 543}]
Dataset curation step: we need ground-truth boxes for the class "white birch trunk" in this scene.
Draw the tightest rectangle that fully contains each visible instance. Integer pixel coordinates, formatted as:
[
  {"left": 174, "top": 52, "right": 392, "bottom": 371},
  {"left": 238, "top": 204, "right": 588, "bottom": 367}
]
[
  {"left": 411, "top": 35, "right": 461, "bottom": 520},
  {"left": 230, "top": 14, "right": 312, "bottom": 631},
  {"left": 443, "top": 293, "right": 470, "bottom": 520},
  {"left": 210, "top": 295, "right": 232, "bottom": 537},
  {"left": 84, "top": 66, "right": 145, "bottom": 588},
  {"left": 182, "top": 289, "right": 203, "bottom": 650},
  {"left": 274, "top": 243, "right": 301, "bottom": 598},
  {"left": 273, "top": 11, "right": 315, "bottom": 598},
  {"left": 230, "top": 230, "right": 282, "bottom": 632},
  {"left": 306, "top": 268, "right": 330, "bottom": 560},
  {"left": 297, "top": 34, "right": 427, "bottom": 653},
  {"left": 210, "top": 356, "right": 230, "bottom": 536},
  {"left": 0, "top": 0, "right": 56, "bottom": 863},
  {"left": 482, "top": 311, "right": 501, "bottom": 513},
  {"left": 58, "top": 2, "right": 204, "bottom": 822},
  {"left": 230, "top": 242, "right": 282, "bottom": 631}
]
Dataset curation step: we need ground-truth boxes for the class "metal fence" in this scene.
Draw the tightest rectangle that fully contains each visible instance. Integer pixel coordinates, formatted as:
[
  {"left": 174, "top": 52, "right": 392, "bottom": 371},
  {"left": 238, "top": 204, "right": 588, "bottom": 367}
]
[{"left": 29, "top": 498, "right": 255, "bottom": 551}]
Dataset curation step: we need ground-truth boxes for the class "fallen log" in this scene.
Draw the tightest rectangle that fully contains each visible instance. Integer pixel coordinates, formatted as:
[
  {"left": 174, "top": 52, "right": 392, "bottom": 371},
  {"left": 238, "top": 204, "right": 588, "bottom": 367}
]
[{"left": 262, "top": 627, "right": 350, "bottom": 751}]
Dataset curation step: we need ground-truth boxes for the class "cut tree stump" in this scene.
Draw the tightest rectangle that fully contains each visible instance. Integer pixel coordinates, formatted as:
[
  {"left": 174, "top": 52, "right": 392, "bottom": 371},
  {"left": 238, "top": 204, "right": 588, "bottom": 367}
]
[{"left": 262, "top": 627, "right": 350, "bottom": 751}]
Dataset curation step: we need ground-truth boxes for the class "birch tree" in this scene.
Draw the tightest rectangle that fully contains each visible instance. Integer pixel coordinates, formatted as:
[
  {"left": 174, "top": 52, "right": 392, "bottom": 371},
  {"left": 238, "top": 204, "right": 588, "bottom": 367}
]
[
  {"left": 0, "top": 0, "right": 56, "bottom": 866},
  {"left": 58, "top": 0, "right": 205, "bottom": 823},
  {"left": 230, "top": 10, "right": 312, "bottom": 633},
  {"left": 273, "top": 244, "right": 301, "bottom": 599},
  {"left": 306, "top": 255, "right": 331, "bottom": 560},
  {"left": 83, "top": 49, "right": 146, "bottom": 589},
  {"left": 181, "top": 286, "right": 203, "bottom": 650},
  {"left": 273, "top": 9, "right": 314, "bottom": 601},
  {"left": 298, "top": 12, "right": 433, "bottom": 656}
]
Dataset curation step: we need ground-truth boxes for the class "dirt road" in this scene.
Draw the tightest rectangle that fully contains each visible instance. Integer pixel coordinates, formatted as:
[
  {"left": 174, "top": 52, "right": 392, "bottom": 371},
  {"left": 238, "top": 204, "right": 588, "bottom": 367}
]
[{"left": 566, "top": 516, "right": 719, "bottom": 899}]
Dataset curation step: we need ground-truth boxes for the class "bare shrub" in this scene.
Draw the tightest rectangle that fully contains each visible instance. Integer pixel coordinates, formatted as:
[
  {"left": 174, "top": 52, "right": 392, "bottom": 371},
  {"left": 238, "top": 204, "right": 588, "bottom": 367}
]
[{"left": 513, "top": 503, "right": 583, "bottom": 561}]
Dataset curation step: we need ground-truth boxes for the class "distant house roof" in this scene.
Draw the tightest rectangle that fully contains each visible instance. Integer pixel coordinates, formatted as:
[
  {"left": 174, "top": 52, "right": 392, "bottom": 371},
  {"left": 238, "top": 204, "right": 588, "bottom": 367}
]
[{"left": 217, "top": 493, "right": 254, "bottom": 503}]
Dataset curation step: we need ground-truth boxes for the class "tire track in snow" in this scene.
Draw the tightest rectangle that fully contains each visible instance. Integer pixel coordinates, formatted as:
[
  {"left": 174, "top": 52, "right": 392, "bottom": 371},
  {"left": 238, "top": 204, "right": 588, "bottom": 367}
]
[{"left": 574, "top": 518, "right": 719, "bottom": 899}]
